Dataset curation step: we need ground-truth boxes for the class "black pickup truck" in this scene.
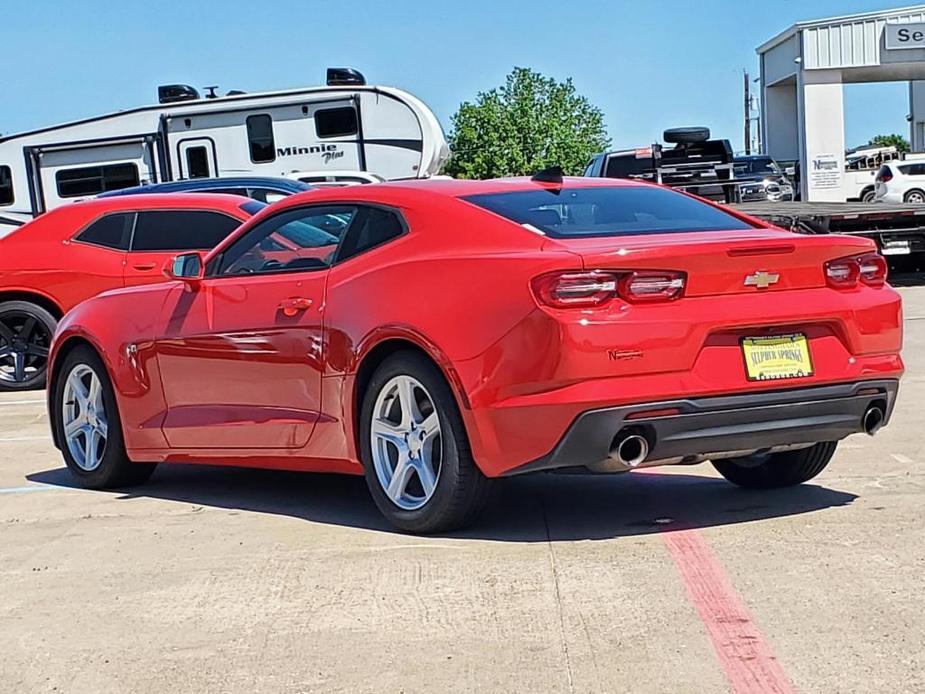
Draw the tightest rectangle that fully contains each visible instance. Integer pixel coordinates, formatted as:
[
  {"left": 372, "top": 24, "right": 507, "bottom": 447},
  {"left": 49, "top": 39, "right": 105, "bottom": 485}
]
[{"left": 584, "top": 127, "right": 793, "bottom": 203}]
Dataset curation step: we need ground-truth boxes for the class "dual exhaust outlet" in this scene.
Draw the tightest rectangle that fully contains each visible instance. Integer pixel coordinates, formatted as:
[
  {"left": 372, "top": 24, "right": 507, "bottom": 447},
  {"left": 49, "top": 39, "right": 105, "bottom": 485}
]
[{"left": 607, "top": 401, "right": 886, "bottom": 469}]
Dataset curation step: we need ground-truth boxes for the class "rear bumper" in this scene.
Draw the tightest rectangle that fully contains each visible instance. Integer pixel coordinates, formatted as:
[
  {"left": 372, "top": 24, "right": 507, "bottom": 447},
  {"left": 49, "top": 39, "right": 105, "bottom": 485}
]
[{"left": 506, "top": 379, "right": 899, "bottom": 475}]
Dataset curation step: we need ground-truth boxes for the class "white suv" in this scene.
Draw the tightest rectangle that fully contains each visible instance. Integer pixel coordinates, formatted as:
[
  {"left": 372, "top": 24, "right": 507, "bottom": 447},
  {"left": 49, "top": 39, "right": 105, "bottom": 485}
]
[{"left": 874, "top": 156, "right": 925, "bottom": 203}]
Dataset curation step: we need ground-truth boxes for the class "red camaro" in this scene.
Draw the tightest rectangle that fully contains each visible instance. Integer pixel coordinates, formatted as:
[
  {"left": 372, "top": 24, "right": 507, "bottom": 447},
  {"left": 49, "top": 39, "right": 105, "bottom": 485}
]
[
  {"left": 47, "top": 176, "right": 903, "bottom": 532},
  {"left": 0, "top": 194, "right": 259, "bottom": 390}
]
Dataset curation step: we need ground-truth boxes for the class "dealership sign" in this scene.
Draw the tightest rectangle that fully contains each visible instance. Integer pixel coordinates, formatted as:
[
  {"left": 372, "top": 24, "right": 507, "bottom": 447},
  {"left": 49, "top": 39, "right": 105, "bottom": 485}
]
[{"left": 885, "top": 23, "right": 925, "bottom": 50}]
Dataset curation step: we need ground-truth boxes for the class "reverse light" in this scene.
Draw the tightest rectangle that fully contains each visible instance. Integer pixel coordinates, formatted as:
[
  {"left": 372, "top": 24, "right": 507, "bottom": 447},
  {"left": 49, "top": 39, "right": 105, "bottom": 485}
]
[
  {"left": 531, "top": 270, "right": 686, "bottom": 308},
  {"left": 824, "top": 252, "right": 887, "bottom": 289}
]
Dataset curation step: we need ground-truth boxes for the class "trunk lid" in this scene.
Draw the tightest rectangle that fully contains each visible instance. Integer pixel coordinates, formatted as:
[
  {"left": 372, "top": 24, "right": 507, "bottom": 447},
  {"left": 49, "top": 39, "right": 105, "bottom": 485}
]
[{"left": 547, "top": 228, "right": 876, "bottom": 297}]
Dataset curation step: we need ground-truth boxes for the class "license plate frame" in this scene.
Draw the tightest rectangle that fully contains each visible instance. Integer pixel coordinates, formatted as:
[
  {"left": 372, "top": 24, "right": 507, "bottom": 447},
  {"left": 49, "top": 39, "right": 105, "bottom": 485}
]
[{"left": 741, "top": 333, "right": 814, "bottom": 382}]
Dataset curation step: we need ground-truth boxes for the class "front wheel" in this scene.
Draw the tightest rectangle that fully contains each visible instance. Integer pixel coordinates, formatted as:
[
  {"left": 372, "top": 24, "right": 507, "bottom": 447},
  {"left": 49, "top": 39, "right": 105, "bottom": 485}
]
[
  {"left": 360, "top": 352, "right": 493, "bottom": 533},
  {"left": 904, "top": 189, "right": 925, "bottom": 204},
  {"left": 51, "top": 345, "right": 156, "bottom": 488},
  {"left": 712, "top": 442, "right": 837, "bottom": 489}
]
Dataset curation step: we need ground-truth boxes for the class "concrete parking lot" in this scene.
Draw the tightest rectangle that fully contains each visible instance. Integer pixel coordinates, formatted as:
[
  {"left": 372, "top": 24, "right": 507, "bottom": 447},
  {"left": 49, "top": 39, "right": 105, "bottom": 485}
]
[{"left": 1, "top": 286, "right": 924, "bottom": 694}]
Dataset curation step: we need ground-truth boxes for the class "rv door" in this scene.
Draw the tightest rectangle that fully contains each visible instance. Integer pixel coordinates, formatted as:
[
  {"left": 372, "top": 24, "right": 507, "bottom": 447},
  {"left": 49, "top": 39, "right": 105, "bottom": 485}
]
[
  {"left": 33, "top": 138, "right": 156, "bottom": 213},
  {"left": 177, "top": 138, "right": 218, "bottom": 179}
]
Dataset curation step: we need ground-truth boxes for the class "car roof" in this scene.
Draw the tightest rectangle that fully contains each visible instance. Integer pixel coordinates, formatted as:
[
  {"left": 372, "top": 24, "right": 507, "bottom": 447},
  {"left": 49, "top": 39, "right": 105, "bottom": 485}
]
[
  {"left": 61, "top": 192, "right": 258, "bottom": 214},
  {"left": 98, "top": 177, "right": 311, "bottom": 197}
]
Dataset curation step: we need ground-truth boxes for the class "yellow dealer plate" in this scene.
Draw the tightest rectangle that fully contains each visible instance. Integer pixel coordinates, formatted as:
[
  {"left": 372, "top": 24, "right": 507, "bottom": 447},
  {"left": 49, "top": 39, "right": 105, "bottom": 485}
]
[{"left": 741, "top": 334, "right": 814, "bottom": 382}]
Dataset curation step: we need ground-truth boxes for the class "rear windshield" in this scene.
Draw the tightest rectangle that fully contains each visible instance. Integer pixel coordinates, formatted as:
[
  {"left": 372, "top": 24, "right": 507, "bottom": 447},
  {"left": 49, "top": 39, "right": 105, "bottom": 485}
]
[
  {"left": 463, "top": 186, "right": 754, "bottom": 238},
  {"left": 240, "top": 200, "right": 267, "bottom": 215}
]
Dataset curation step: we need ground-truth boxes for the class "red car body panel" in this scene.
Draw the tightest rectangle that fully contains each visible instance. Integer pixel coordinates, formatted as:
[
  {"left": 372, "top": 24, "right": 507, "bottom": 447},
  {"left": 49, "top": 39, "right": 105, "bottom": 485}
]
[
  {"left": 0, "top": 194, "right": 253, "bottom": 316},
  {"left": 48, "top": 178, "right": 904, "bottom": 478}
]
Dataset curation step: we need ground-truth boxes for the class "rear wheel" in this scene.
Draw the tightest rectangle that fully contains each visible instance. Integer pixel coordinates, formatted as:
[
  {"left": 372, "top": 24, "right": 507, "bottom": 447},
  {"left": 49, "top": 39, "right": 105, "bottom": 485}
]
[
  {"left": 360, "top": 352, "right": 493, "bottom": 534},
  {"left": 904, "top": 189, "right": 925, "bottom": 204},
  {"left": 0, "top": 301, "right": 56, "bottom": 391},
  {"left": 52, "top": 345, "right": 156, "bottom": 488},
  {"left": 861, "top": 188, "right": 876, "bottom": 203},
  {"left": 712, "top": 442, "right": 837, "bottom": 489}
]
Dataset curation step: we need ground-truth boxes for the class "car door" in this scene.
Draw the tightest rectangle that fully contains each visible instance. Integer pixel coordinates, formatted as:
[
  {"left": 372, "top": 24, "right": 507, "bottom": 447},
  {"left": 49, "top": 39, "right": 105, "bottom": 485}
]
[
  {"left": 123, "top": 209, "right": 244, "bottom": 287},
  {"left": 154, "top": 204, "right": 356, "bottom": 449}
]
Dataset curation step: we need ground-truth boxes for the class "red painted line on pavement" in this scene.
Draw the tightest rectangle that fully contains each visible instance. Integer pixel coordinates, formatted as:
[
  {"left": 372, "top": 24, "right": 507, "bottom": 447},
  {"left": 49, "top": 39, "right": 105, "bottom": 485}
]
[{"left": 661, "top": 528, "right": 795, "bottom": 694}]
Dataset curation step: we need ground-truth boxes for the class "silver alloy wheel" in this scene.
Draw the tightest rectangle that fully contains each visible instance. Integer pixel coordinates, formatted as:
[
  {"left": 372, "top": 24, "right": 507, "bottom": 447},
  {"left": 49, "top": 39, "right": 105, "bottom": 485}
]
[
  {"left": 908, "top": 191, "right": 925, "bottom": 203},
  {"left": 370, "top": 374, "right": 442, "bottom": 511},
  {"left": 62, "top": 364, "right": 108, "bottom": 472}
]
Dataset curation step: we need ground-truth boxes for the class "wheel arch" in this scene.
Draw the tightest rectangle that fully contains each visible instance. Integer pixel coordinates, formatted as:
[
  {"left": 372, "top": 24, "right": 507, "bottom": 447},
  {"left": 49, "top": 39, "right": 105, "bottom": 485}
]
[
  {"left": 0, "top": 289, "right": 64, "bottom": 320},
  {"left": 352, "top": 333, "right": 472, "bottom": 455}
]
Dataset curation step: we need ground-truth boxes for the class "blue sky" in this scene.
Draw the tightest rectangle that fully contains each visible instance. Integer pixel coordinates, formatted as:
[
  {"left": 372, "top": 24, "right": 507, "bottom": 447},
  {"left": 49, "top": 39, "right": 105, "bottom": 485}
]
[{"left": 0, "top": 0, "right": 916, "bottom": 152}]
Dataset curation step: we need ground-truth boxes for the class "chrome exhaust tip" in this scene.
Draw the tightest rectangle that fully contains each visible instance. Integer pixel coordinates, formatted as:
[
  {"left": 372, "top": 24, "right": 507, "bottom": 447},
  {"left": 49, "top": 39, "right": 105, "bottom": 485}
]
[
  {"left": 863, "top": 405, "right": 885, "bottom": 436},
  {"left": 610, "top": 433, "right": 650, "bottom": 468}
]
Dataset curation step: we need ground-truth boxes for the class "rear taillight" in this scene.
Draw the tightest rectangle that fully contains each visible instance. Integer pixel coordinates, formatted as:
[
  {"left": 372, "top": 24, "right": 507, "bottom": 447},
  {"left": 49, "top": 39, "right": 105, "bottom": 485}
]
[
  {"left": 875, "top": 169, "right": 893, "bottom": 183},
  {"left": 531, "top": 270, "right": 685, "bottom": 308},
  {"left": 824, "top": 252, "right": 887, "bottom": 289}
]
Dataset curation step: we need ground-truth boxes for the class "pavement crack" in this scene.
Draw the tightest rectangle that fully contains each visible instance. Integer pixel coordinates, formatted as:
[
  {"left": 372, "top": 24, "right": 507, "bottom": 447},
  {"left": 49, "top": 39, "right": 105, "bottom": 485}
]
[{"left": 541, "top": 495, "right": 575, "bottom": 694}]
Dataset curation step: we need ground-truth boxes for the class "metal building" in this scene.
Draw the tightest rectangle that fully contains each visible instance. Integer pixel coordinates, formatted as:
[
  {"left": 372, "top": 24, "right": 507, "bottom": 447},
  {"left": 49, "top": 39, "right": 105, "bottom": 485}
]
[{"left": 758, "top": 4, "right": 925, "bottom": 201}]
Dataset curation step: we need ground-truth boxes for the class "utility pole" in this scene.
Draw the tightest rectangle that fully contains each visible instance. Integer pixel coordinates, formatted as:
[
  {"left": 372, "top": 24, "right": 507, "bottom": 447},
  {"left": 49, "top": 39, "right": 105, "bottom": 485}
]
[{"left": 744, "top": 69, "right": 751, "bottom": 155}]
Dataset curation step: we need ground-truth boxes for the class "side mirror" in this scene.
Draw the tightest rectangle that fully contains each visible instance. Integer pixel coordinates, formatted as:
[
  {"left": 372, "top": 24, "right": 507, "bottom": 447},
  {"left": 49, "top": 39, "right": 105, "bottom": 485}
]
[{"left": 165, "top": 252, "right": 205, "bottom": 284}]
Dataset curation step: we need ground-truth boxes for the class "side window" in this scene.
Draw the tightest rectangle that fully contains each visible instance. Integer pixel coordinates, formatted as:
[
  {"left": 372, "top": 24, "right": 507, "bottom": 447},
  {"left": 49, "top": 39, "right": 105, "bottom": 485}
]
[
  {"left": 249, "top": 188, "right": 288, "bottom": 204},
  {"left": 186, "top": 146, "right": 211, "bottom": 178},
  {"left": 219, "top": 205, "right": 356, "bottom": 276},
  {"left": 56, "top": 163, "right": 140, "bottom": 198},
  {"left": 246, "top": 114, "right": 275, "bottom": 163},
  {"left": 315, "top": 107, "right": 358, "bottom": 138},
  {"left": 75, "top": 213, "right": 135, "bottom": 250},
  {"left": 202, "top": 187, "right": 249, "bottom": 198},
  {"left": 0, "top": 166, "right": 13, "bottom": 206},
  {"left": 131, "top": 210, "right": 241, "bottom": 252},
  {"left": 336, "top": 207, "right": 405, "bottom": 262}
]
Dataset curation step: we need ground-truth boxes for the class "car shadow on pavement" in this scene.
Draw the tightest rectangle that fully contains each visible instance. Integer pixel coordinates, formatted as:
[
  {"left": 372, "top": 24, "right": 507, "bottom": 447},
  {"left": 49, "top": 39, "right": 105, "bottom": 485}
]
[{"left": 27, "top": 463, "right": 858, "bottom": 542}]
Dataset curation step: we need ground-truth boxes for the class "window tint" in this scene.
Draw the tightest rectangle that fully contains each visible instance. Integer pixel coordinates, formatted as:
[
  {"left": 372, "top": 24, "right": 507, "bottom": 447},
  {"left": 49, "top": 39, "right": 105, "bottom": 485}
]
[
  {"left": 56, "top": 163, "right": 140, "bottom": 198},
  {"left": 76, "top": 213, "right": 134, "bottom": 250},
  {"left": 605, "top": 154, "right": 653, "bottom": 178},
  {"left": 0, "top": 166, "right": 12, "bottom": 205},
  {"left": 131, "top": 210, "right": 240, "bottom": 252},
  {"left": 900, "top": 163, "right": 925, "bottom": 176},
  {"left": 315, "top": 107, "right": 358, "bottom": 138},
  {"left": 246, "top": 114, "right": 276, "bottom": 163},
  {"left": 463, "top": 186, "right": 755, "bottom": 238},
  {"left": 220, "top": 205, "right": 356, "bottom": 276},
  {"left": 337, "top": 207, "right": 404, "bottom": 262},
  {"left": 186, "top": 146, "right": 210, "bottom": 178}
]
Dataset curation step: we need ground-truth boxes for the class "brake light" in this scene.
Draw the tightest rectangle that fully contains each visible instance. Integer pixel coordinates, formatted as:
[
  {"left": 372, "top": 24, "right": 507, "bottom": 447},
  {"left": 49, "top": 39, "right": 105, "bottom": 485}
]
[
  {"left": 531, "top": 270, "right": 685, "bottom": 308},
  {"left": 824, "top": 252, "right": 887, "bottom": 289}
]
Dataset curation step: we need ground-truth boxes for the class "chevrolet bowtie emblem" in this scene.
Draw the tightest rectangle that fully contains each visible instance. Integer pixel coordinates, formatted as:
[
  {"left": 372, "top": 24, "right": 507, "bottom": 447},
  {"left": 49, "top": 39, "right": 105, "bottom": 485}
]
[{"left": 744, "top": 271, "right": 780, "bottom": 289}]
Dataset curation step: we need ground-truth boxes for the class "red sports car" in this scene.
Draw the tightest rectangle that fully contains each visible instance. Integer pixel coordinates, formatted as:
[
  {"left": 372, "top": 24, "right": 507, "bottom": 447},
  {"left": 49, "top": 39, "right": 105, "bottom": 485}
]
[
  {"left": 0, "top": 194, "right": 260, "bottom": 390},
  {"left": 47, "top": 176, "right": 903, "bottom": 533}
]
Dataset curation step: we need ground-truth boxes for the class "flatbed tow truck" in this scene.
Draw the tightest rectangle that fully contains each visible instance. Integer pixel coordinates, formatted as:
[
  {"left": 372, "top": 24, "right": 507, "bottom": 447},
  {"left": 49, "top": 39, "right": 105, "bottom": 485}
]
[{"left": 731, "top": 201, "right": 925, "bottom": 259}]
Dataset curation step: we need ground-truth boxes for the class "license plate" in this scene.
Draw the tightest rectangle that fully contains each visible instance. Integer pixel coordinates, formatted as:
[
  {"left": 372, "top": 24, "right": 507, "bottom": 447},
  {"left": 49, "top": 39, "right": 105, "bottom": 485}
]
[
  {"left": 741, "top": 334, "right": 813, "bottom": 381},
  {"left": 881, "top": 241, "right": 911, "bottom": 256}
]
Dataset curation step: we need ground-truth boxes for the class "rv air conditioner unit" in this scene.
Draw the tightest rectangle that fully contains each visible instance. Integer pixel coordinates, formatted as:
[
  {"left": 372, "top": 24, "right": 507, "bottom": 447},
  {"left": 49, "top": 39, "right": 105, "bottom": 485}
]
[
  {"left": 157, "top": 84, "right": 201, "bottom": 104},
  {"left": 326, "top": 67, "right": 366, "bottom": 86}
]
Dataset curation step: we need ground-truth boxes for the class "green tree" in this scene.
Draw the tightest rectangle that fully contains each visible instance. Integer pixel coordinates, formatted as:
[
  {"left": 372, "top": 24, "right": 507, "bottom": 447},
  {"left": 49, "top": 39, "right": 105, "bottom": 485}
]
[
  {"left": 867, "top": 133, "right": 910, "bottom": 153},
  {"left": 444, "top": 68, "right": 610, "bottom": 179}
]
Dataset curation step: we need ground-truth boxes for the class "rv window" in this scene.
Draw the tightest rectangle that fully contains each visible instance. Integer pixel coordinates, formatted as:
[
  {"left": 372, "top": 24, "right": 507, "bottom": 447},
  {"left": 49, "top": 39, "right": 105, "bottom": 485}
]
[
  {"left": 336, "top": 206, "right": 405, "bottom": 263},
  {"left": 315, "top": 107, "right": 358, "bottom": 138},
  {"left": 132, "top": 210, "right": 241, "bottom": 252},
  {"left": 75, "top": 213, "right": 134, "bottom": 250},
  {"left": 246, "top": 114, "right": 276, "bottom": 163},
  {"left": 56, "top": 163, "right": 140, "bottom": 198},
  {"left": 186, "top": 146, "right": 211, "bottom": 178},
  {"left": 0, "top": 166, "right": 12, "bottom": 206}
]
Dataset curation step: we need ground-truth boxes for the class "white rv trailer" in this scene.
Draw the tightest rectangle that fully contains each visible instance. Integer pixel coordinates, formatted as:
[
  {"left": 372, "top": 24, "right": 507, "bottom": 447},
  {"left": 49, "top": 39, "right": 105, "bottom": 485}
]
[{"left": 0, "top": 69, "right": 449, "bottom": 237}]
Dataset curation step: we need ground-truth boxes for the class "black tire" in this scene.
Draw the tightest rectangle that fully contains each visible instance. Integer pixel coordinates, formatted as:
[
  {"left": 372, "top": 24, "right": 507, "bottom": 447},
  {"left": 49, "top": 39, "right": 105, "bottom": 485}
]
[
  {"left": 903, "top": 188, "right": 925, "bottom": 204},
  {"left": 712, "top": 442, "right": 837, "bottom": 489},
  {"left": 360, "top": 351, "right": 493, "bottom": 533},
  {"left": 861, "top": 188, "right": 876, "bottom": 203},
  {"left": 663, "top": 126, "right": 710, "bottom": 144},
  {"left": 51, "top": 345, "right": 156, "bottom": 488},
  {"left": 0, "top": 300, "right": 57, "bottom": 391}
]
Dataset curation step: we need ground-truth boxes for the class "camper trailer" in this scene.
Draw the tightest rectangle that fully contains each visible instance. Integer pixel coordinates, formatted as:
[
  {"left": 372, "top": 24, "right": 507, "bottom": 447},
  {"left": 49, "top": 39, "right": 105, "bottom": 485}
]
[{"left": 0, "top": 68, "right": 449, "bottom": 237}]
